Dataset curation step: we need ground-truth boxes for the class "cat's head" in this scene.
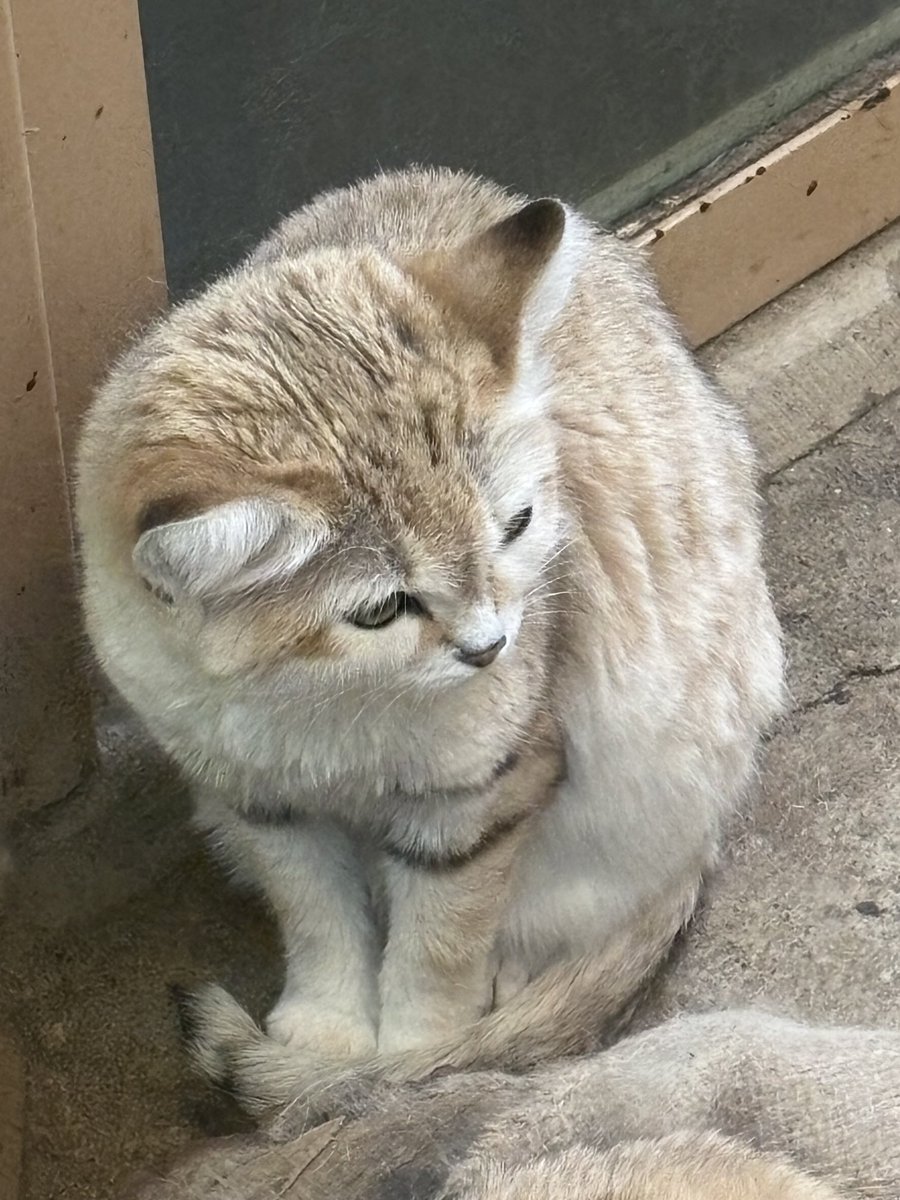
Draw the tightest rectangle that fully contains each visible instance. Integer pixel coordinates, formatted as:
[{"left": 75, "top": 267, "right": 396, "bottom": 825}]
[{"left": 81, "top": 196, "right": 590, "bottom": 694}]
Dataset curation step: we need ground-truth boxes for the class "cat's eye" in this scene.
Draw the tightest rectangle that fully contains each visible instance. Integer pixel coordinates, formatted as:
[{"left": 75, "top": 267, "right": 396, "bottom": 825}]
[
  {"left": 502, "top": 505, "right": 533, "bottom": 545},
  {"left": 348, "top": 592, "right": 423, "bottom": 629}
]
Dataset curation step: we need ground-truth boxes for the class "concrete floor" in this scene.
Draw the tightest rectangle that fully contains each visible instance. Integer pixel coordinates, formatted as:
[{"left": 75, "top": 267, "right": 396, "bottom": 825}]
[{"left": 2, "top": 222, "right": 899, "bottom": 1199}]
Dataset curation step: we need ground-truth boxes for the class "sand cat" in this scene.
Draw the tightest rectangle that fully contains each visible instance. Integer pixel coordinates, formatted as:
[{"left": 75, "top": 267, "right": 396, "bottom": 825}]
[{"left": 76, "top": 168, "right": 783, "bottom": 1111}]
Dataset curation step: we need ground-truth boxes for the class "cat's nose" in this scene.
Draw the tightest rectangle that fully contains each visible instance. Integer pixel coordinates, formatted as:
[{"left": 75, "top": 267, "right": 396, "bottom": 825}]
[{"left": 455, "top": 635, "right": 507, "bottom": 668}]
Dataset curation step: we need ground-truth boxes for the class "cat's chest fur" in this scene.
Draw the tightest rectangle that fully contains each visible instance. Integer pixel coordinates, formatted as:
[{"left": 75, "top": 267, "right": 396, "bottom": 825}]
[
  {"left": 193, "top": 678, "right": 543, "bottom": 860},
  {"left": 182, "top": 660, "right": 540, "bottom": 817}
]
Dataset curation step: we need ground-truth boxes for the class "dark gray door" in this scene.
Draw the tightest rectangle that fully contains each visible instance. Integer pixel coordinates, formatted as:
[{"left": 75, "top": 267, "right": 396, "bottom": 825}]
[{"left": 139, "top": 0, "right": 900, "bottom": 295}]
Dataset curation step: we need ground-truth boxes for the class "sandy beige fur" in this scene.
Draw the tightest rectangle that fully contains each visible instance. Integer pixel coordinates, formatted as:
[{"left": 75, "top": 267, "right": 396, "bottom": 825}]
[
  {"left": 76, "top": 168, "right": 783, "bottom": 1112},
  {"left": 463, "top": 1136, "right": 842, "bottom": 1200}
]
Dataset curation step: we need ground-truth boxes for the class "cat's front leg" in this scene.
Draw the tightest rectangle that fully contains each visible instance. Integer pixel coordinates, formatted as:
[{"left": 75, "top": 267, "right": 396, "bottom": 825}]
[
  {"left": 377, "top": 728, "right": 562, "bottom": 1055},
  {"left": 195, "top": 790, "right": 378, "bottom": 1066},
  {"left": 376, "top": 851, "right": 502, "bottom": 1052}
]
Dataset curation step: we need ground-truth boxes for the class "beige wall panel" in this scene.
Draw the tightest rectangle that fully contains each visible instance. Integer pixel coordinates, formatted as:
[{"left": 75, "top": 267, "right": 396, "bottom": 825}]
[
  {"left": 0, "top": 0, "right": 91, "bottom": 816},
  {"left": 639, "top": 75, "right": 900, "bottom": 346},
  {"left": 11, "top": 0, "right": 167, "bottom": 455}
]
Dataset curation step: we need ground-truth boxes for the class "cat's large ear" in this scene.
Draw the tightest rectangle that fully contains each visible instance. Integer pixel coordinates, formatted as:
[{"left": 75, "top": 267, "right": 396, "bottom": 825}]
[
  {"left": 133, "top": 496, "right": 324, "bottom": 605},
  {"left": 406, "top": 198, "right": 590, "bottom": 372}
]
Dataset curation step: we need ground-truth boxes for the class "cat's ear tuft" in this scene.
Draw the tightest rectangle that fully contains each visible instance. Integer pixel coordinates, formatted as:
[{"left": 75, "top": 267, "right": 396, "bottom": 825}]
[
  {"left": 488, "top": 198, "right": 567, "bottom": 265},
  {"left": 133, "top": 495, "right": 323, "bottom": 605},
  {"left": 405, "top": 196, "right": 589, "bottom": 372},
  {"left": 508, "top": 199, "right": 588, "bottom": 347}
]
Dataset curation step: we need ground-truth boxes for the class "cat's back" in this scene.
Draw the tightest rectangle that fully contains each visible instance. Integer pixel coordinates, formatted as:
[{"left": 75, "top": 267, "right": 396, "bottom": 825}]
[
  {"left": 252, "top": 167, "right": 522, "bottom": 263},
  {"left": 255, "top": 168, "right": 676, "bottom": 373}
]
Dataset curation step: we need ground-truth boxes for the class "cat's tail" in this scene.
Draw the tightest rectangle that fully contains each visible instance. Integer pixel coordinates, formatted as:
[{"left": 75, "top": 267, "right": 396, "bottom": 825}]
[{"left": 175, "top": 883, "right": 697, "bottom": 1120}]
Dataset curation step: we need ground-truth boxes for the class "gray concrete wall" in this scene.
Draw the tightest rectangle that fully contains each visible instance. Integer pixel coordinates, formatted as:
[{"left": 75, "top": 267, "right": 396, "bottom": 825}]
[{"left": 138, "top": 0, "right": 900, "bottom": 296}]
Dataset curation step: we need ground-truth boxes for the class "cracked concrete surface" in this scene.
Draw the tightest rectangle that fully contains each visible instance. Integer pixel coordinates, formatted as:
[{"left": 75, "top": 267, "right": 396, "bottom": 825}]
[
  {"left": 766, "top": 393, "right": 900, "bottom": 711},
  {"left": 1, "top": 222, "right": 899, "bottom": 1199}
]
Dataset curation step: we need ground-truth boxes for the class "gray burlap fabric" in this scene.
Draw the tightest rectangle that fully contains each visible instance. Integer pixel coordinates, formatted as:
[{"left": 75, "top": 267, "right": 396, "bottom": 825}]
[{"left": 121, "top": 1009, "right": 900, "bottom": 1199}]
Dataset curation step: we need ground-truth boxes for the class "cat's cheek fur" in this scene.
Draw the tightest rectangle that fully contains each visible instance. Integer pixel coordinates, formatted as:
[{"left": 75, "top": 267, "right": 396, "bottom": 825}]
[{"left": 329, "top": 621, "right": 424, "bottom": 675}]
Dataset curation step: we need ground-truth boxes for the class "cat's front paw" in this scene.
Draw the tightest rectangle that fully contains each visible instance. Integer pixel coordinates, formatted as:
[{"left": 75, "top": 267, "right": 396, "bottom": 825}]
[
  {"left": 172, "top": 982, "right": 378, "bottom": 1118},
  {"left": 266, "top": 997, "right": 376, "bottom": 1064}
]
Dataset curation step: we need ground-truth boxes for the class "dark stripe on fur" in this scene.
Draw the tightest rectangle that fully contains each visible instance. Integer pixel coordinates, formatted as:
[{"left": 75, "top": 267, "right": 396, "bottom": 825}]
[
  {"left": 491, "top": 748, "right": 521, "bottom": 781},
  {"left": 384, "top": 809, "right": 527, "bottom": 871},
  {"left": 137, "top": 493, "right": 201, "bottom": 534},
  {"left": 238, "top": 802, "right": 304, "bottom": 828},
  {"left": 398, "top": 748, "right": 522, "bottom": 803}
]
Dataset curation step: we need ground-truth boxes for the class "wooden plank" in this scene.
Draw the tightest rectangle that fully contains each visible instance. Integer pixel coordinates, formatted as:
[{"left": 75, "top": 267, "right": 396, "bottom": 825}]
[
  {"left": 11, "top": 0, "right": 167, "bottom": 455},
  {"left": 636, "top": 74, "right": 900, "bottom": 347},
  {"left": 0, "top": 0, "right": 91, "bottom": 816},
  {"left": 1, "top": 0, "right": 165, "bottom": 815}
]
